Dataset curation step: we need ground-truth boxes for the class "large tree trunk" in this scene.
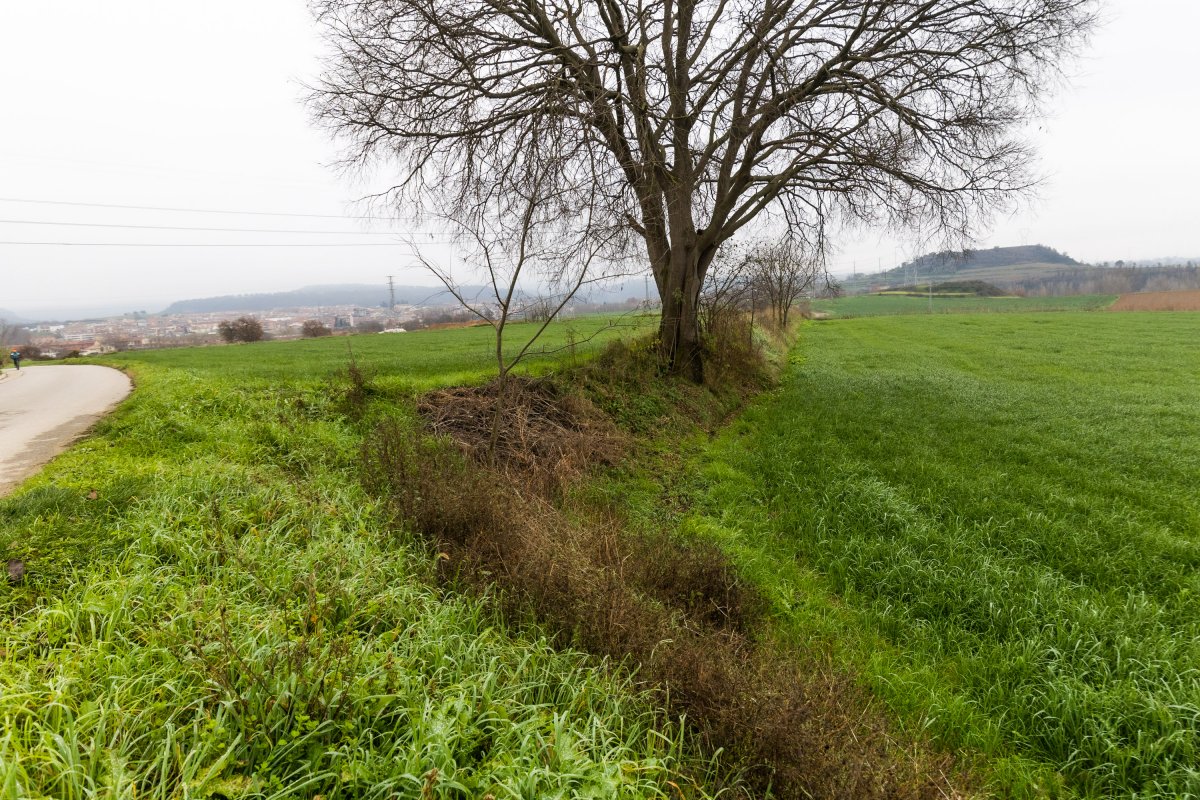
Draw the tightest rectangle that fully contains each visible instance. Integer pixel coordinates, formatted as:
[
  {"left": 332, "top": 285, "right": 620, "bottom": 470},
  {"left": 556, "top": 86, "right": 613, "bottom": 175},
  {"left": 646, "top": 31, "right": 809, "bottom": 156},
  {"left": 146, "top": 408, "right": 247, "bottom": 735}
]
[
  {"left": 655, "top": 241, "right": 708, "bottom": 381},
  {"left": 657, "top": 257, "right": 700, "bottom": 381}
]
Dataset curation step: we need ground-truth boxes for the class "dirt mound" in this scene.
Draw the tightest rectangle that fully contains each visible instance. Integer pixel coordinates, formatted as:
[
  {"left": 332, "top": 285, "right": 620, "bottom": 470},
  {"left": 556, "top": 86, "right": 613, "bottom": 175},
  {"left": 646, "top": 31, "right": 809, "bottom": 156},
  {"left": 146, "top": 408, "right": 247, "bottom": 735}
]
[{"left": 1110, "top": 290, "right": 1200, "bottom": 311}]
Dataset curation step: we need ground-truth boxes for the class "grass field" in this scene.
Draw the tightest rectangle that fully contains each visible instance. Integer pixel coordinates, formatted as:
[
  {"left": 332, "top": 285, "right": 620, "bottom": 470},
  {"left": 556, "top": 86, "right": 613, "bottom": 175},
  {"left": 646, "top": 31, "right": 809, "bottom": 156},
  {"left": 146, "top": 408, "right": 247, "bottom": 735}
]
[
  {"left": 9, "top": 304, "right": 1198, "bottom": 797},
  {"left": 0, "top": 314, "right": 737, "bottom": 799},
  {"left": 125, "top": 312, "right": 657, "bottom": 389},
  {"left": 688, "top": 312, "right": 1200, "bottom": 797},
  {"left": 811, "top": 294, "right": 1116, "bottom": 318}
]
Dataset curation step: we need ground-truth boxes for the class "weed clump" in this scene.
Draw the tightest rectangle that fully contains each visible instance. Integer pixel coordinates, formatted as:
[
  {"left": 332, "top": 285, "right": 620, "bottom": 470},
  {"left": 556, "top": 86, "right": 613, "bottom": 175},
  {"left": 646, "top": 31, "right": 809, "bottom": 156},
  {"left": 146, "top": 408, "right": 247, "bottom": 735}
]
[
  {"left": 619, "top": 533, "right": 762, "bottom": 633},
  {"left": 362, "top": 421, "right": 500, "bottom": 545},
  {"left": 334, "top": 357, "right": 375, "bottom": 421},
  {"left": 701, "top": 308, "right": 771, "bottom": 391}
]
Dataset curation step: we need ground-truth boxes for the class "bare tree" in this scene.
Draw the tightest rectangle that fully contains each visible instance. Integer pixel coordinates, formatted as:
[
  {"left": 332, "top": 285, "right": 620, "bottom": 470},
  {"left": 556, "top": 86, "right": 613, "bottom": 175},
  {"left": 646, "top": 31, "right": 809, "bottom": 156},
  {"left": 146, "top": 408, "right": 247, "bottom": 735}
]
[
  {"left": 409, "top": 143, "right": 632, "bottom": 458},
  {"left": 302, "top": 320, "right": 334, "bottom": 338},
  {"left": 411, "top": 136, "right": 626, "bottom": 390},
  {"left": 698, "top": 243, "right": 753, "bottom": 336},
  {"left": 746, "top": 239, "right": 828, "bottom": 328},
  {"left": 312, "top": 0, "right": 1095, "bottom": 379},
  {"left": 522, "top": 296, "right": 558, "bottom": 324}
]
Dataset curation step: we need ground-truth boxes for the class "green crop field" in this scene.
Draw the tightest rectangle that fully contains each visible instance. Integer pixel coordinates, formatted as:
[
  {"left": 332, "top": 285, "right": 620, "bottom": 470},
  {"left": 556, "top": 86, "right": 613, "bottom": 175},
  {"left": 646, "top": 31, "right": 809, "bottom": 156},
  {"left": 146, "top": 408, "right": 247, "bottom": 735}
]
[
  {"left": 688, "top": 312, "right": 1200, "bottom": 797},
  {"left": 811, "top": 293, "right": 1116, "bottom": 318},
  {"left": 125, "top": 312, "right": 658, "bottom": 389},
  {"left": 8, "top": 304, "right": 1199, "bottom": 798},
  {"left": 0, "top": 313, "right": 734, "bottom": 799}
]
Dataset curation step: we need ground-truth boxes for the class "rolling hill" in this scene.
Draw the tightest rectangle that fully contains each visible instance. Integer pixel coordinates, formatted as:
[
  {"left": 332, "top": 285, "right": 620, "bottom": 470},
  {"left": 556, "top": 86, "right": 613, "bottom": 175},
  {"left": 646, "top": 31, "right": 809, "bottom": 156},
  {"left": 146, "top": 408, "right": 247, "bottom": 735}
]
[
  {"left": 867, "top": 245, "right": 1078, "bottom": 284},
  {"left": 845, "top": 245, "right": 1200, "bottom": 297},
  {"left": 161, "top": 279, "right": 652, "bottom": 315},
  {"left": 905, "top": 244, "right": 1078, "bottom": 273},
  {"left": 162, "top": 284, "right": 464, "bottom": 314}
]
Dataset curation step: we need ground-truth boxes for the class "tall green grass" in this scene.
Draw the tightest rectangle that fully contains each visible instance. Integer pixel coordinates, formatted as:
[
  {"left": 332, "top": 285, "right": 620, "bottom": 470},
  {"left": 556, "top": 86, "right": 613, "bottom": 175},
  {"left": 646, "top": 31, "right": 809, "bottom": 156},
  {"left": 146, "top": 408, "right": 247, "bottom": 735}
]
[
  {"left": 0, "top": 317, "right": 731, "bottom": 799},
  {"left": 688, "top": 312, "right": 1200, "bottom": 798}
]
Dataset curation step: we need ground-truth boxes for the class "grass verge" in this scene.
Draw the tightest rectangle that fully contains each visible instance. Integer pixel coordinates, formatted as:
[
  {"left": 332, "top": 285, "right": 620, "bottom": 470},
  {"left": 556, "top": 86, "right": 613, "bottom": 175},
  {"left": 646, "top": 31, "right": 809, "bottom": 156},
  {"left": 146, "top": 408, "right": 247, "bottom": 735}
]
[{"left": 1, "top": 317, "right": 741, "bottom": 799}]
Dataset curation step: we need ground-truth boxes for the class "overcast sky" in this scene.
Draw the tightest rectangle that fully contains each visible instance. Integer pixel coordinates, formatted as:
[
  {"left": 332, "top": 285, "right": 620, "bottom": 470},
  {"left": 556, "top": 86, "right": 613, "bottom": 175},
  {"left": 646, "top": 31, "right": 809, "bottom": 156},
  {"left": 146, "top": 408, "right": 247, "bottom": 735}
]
[{"left": 1, "top": 0, "right": 1197, "bottom": 319}]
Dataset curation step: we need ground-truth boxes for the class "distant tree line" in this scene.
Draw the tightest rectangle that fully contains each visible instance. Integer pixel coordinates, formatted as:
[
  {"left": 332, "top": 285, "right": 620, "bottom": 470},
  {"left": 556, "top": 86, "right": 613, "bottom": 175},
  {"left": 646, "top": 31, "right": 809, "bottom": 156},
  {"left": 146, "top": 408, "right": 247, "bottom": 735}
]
[{"left": 891, "top": 280, "right": 1009, "bottom": 297}]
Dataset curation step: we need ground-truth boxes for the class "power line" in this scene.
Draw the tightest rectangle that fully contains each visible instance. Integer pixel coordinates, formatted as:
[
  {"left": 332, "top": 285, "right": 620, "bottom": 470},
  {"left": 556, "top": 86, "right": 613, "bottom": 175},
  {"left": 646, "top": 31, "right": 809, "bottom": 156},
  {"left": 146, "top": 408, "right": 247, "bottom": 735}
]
[
  {"left": 0, "top": 240, "right": 433, "bottom": 248},
  {"left": 0, "top": 218, "right": 417, "bottom": 235},
  {"left": 0, "top": 196, "right": 400, "bottom": 221}
]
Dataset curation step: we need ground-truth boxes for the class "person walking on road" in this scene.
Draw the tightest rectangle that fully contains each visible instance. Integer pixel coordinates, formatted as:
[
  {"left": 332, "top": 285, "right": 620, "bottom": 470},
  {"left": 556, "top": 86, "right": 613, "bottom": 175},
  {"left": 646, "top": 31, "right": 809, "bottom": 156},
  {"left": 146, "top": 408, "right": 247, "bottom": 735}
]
[{"left": 9, "top": 350, "right": 22, "bottom": 370}]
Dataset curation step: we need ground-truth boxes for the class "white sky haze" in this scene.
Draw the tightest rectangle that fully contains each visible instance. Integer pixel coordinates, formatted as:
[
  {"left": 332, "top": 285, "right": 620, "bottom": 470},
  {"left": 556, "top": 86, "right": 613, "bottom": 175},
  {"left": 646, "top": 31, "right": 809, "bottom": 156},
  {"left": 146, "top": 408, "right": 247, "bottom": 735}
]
[{"left": 1, "top": 0, "right": 1197, "bottom": 318}]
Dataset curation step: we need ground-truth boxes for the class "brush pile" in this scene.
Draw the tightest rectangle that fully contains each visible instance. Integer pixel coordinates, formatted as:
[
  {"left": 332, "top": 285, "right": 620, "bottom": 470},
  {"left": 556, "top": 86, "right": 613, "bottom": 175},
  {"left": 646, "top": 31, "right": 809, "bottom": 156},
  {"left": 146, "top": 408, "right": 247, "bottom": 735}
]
[{"left": 417, "top": 377, "right": 625, "bottom": 486}]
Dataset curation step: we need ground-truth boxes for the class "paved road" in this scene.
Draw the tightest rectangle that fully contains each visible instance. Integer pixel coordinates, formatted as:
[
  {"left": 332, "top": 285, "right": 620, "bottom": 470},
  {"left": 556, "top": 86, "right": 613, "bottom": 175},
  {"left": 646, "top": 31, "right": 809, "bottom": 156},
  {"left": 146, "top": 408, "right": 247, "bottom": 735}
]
[{"left": 0, "top": 365, "right": 132, "bottom": 496}]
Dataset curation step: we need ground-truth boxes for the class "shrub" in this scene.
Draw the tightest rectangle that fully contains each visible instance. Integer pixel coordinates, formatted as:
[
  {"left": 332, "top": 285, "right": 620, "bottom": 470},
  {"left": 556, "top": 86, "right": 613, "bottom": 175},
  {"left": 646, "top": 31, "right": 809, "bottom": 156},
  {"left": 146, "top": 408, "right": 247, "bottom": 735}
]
[
  {"left": 301, "top": 320, "right": 333, "bottom": 338},
  {"left": 218, "top": 317, "right": 264, "bottom": 343}
]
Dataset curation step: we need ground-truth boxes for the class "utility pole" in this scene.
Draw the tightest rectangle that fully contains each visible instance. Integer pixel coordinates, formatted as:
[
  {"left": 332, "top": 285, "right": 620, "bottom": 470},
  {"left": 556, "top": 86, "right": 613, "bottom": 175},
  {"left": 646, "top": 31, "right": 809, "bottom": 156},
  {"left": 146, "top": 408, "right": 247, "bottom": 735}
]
[
  {"left": 749, "top": 283, "right": 756, "bottom": 347},
  {"left": 928, "top": 274, "right": 934, "bottom": 313},
  {"left": 387, "top": 275, "right": 396, "bottom": 313}
]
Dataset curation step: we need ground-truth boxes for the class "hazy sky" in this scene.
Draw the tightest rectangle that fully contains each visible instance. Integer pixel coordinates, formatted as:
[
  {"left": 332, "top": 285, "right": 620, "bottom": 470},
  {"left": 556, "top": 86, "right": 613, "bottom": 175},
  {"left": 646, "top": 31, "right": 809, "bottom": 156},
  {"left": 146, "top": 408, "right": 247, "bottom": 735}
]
[{"left": 1, "top": 0, "right": 1197, "bottom": 318}]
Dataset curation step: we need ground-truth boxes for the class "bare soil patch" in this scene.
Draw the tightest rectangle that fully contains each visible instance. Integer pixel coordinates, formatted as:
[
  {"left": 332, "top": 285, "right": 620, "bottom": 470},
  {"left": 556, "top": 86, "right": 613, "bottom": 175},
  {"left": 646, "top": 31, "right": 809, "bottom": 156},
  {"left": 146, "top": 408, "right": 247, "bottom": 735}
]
[
  {"left": 1110, "top": 290, "right": 1200, "bottom": 311},
  {"left": 423, "top": 319, "right": 491, "bottom": 330}
]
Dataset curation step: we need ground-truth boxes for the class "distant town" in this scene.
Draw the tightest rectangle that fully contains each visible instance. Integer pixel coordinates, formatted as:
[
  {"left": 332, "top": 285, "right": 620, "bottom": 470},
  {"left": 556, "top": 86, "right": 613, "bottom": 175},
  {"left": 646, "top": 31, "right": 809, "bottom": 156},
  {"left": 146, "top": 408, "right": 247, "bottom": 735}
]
[
  {"left": 7, "top": 247, "right": 1200, "bottom": 359},
  {"left": 9, "top": 294, "right": 648, "bottom": 359},
  {"left": 20, "top": 304, "right": 417, "bottom": 358}
]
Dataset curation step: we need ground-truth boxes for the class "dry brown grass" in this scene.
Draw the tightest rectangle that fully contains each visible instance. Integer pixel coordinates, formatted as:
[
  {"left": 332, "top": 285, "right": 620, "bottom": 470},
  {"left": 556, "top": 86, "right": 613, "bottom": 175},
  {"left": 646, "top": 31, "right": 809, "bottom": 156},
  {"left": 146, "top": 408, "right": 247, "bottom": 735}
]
[
  {"left": 363, "top": 371, "right": 965, "bottom": 799},
  {"left": 702, "top": 309, "right": 772, "bottom": 390},
  {"left": 424, "top": 319, "right": 492, "bottom": 330},
  {"left": 418, "top": 377, "right": 626, "bottom": 494}
]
